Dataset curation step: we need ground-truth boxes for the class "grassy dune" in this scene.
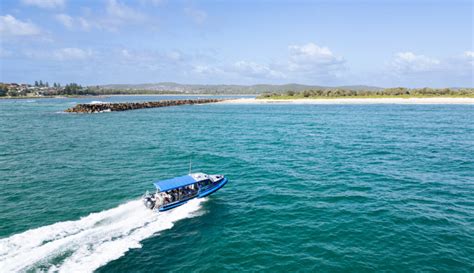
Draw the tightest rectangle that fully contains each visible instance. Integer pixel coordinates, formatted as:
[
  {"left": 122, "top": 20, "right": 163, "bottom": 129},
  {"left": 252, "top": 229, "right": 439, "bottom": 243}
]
[{"left": 258, "top": 88, "right": 474, "bottom": 99}]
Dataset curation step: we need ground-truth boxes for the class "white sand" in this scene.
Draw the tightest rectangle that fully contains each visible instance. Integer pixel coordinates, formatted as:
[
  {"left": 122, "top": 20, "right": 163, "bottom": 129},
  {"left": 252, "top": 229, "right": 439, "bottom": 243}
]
[{"left": 220, "top": 97, "right": 474, "bottom": 105}]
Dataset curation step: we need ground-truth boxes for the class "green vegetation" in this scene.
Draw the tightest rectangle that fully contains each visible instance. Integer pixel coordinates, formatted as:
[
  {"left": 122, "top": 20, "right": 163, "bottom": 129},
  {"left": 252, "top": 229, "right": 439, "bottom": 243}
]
[
  {"left": 67, "top": 87, "right": 182, "bottom": 96},
  {"left": 0, "top": 80, "right": 184, "bottom": 98},
  {"left": 1, "top": 81, "right": 473, "bottom": 99},
  {"left": 258, "top": 88, "right": 474, "bottom": 99},
  {"left": 97, "top": 83, "right": 384, "bottom": 94},
  {"left": 0, "top": 84, "right": 8, "bottom": 96}
]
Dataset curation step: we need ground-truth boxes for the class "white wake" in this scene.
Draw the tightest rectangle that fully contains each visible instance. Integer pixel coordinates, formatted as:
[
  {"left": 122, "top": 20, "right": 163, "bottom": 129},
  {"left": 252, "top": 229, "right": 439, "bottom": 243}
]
[{"left": 0, "top": 198, "right": 206, "bottom": 272}]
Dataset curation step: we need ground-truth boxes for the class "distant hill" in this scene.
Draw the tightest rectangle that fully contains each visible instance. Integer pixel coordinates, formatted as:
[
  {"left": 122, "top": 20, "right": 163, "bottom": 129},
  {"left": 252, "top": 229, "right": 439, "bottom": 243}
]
[{"left": 96, "top": 82, "right": 382, "bottom": 94}]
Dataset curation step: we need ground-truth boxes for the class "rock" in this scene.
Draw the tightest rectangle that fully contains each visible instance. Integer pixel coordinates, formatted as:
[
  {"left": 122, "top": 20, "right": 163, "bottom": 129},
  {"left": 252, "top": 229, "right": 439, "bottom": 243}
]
[{"left": 65, "top": 99, "right": 226, "bottom": 113}]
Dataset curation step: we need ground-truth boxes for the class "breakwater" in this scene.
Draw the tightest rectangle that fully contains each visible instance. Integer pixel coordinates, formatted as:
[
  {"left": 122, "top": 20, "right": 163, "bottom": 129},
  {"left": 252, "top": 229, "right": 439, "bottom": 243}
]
[{"left": 65, "top": 99, "right": 225, "bottom": 113}]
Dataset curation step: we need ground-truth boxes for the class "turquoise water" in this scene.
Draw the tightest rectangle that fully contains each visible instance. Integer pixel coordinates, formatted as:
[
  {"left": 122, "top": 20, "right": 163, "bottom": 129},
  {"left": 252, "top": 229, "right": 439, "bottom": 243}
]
[{"left": 0, "top": 96, "right": 473, "bottom": 272}]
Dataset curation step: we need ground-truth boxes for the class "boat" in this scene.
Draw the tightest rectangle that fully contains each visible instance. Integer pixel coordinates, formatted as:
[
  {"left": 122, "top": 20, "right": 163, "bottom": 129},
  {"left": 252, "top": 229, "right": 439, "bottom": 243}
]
[{"left": 142, "top": 172, "right": 228, "bottom": 212}]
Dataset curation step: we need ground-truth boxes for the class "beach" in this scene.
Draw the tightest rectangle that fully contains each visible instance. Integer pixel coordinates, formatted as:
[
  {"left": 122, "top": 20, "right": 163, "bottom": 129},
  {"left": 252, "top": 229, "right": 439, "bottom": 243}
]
[{"left": 221, "top": 97, "right": 474, "bottom": 104}]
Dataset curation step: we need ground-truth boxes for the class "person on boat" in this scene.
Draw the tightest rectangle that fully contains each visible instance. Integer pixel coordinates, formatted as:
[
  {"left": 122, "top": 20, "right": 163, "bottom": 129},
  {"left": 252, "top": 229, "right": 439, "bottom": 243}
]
[
  {"left": 162, "top": 192, "right": 171, "bottom": 204},
  {"left": 173, "top": 189, "right": 178, "bottom": 201},
  {"left": 169, "top": 191, "right": 175, "bottom": 202},
  {"left": 173, "top": 190, "right": 178, "bottom": 201},
  {"left": 156, "top": 193, "right": 162, "bottom": 205}
]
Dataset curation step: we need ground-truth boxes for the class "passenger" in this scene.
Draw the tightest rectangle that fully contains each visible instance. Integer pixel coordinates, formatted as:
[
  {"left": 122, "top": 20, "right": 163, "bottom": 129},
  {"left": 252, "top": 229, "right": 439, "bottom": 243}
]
[
  {"left": 171, "top": 192, "right": 176, "bottom": 202},
  {"left": 155, "top": 194, "right": 163, "bottom": 206}
]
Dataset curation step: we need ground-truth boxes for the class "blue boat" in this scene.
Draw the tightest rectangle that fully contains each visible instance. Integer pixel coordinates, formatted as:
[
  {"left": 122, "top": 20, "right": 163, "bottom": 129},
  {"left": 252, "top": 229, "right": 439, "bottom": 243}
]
[{"left": 143, "top": 173, "right": 228, "bottom": 212}]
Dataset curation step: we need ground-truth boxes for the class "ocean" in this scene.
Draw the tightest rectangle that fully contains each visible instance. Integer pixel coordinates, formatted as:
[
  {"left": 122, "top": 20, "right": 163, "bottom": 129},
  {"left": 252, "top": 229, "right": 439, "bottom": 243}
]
[{"left": 0, "top": 96, "right": 473, "bottom": 272}]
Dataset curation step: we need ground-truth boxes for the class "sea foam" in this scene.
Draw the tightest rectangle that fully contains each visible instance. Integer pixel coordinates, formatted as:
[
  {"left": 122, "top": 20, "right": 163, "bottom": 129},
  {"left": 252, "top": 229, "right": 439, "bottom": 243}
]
[{"left": 0, "top": 198, "right": 205, "bottom": 272}]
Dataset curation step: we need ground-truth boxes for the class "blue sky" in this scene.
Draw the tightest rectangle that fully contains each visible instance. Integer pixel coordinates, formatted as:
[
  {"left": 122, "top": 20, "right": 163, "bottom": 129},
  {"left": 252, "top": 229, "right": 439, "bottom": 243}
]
[{"left": 0, "top": 0, "right": 472, "bottom": 87}]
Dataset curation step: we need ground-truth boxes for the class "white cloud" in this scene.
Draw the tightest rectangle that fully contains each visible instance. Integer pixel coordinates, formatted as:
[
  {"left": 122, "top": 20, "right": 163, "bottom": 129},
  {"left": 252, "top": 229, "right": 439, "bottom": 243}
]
[
  {"left": 82, "top": 0, "right": 147, "bottom": 31},
  {"left": 120, "top": 49, "right": 133, "bottom": 59},
  {"left": 119, "top": 49, "right": 159, "bottom": 62},
  {"left": 289, "top": 43, "right": 337, "bottom": 63},
  {"left": 118, "top": 49, "right": 177, "bottom": 69},
  {"left": 54, "top": 14, "right": 92, "bottom": 30},
  {"left": 55, "top": 13, "right": 73, "bottom": 28},
  {"left": 192, "top": 65, "right": 222, "bottom": 75},
  {"left": 287, "top": 43, "right": 345, "bottom": 74},
  {"left": 50, "top": 1, "right": 145, "bottom": 32},
  {"left": 211, "top": 43, "right": 347, "bottom": 82},
  {"left": 106, "top": 0, "right": 143, "bottom": 21},
  {"left": 392, "top": 52, "right": 440, "bottom": 73},
  {"left": 166, "top": 51, "right": 183, "bottom": 62},
  {"left": 464, "top": 51, "right": 474, "bottom": 67},
  {"left": 233, "top": 61, "right": 285, "bottom": 79},
  {"left": 53, "top": 1, "right": 146, "bottom": 32},
  {"left": 185, "top": 7, "right": 207, "bottom": 24},
  {"left": 146, "top": 0, "right": 163, "bottom": 5},
  {"left": 22, "top": 0, "right": 65, "bottom": 9},
  {"left": 24, "top": 48, "right": 93, "bottom": 61},
  {"left": 260, "top": 42, "right": 349, "bottom": 84},
  {"left": 446, "top": 51, "right": 474, "bottom": 79},
  {"left": 53, "top": 48, "right": 93, "bottom": 61},
  {"left": 139, "top": 0, "right": 166, "bottom": 6},
  {"left": 78, "top": 17, "right": 91, "bottom": 30},
  {"left": 0, "top": 15, "right": 41, "bottom": 36},
  {"left": 383, "top": 51, "right": 473, "bottom": 87}
]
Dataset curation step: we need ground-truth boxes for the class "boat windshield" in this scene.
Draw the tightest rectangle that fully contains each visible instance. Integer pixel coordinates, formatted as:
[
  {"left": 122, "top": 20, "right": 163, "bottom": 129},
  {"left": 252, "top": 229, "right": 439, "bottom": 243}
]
[{"left": 198, "top": 178, "right": 220, "bottom": 191}]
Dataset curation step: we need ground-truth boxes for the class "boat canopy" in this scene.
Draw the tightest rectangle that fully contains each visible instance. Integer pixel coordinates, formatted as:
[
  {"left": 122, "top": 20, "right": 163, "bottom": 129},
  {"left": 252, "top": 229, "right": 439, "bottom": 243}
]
[{"left": 153, "top": 173, "right": 209, "bottom": 192}]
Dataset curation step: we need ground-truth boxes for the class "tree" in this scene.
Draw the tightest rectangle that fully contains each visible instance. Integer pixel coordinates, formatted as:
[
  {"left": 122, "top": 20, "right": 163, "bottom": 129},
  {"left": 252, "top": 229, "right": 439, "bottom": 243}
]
[
  {"left": 64, "top": 83, "right": 82, "bottom": 95},
  {"left": 7, "top": 89, "right": 18, "bottom": 97},
  {"left": 0, "top": 84, "right": 8, "bottom": 96}
]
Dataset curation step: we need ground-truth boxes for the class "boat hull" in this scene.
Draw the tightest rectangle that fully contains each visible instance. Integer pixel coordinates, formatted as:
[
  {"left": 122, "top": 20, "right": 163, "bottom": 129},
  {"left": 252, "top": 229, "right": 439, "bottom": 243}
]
[
  {"left": 198, "top": 177, "right": 228, "bottom": 198},
  {"left": 157, "top": 177, "right": 228, "bottom": 212}
]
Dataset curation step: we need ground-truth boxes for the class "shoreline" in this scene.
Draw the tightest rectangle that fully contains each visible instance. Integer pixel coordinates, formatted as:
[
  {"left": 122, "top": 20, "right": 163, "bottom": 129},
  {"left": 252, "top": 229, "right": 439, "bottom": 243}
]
[
  {"left": 106, "top": 94, "right": 254, "bottom": 96},
  {"left": 0, "top": 94, "right": 254, "bottom": 100},
  {"left": 0, "top": 95, "right": 109, "bottom": 100},
  {"left": 220, "top": 97, "right": 474, "bottom": 105},
  {"left": 2, "top": 95, "right": 473, "bottom": 104}
]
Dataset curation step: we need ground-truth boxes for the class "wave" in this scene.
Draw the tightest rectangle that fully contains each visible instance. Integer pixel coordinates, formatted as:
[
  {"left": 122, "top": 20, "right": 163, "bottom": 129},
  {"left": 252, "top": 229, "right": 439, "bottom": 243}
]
[{"left": 0, "top": 198, "right": 206, "bottom": 272}]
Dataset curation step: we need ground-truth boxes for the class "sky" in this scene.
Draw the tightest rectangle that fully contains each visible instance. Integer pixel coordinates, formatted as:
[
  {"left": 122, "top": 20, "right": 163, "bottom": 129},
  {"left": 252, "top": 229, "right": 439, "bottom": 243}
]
[{"left": 0, "top": 0, "right": 472, "bottom": 87}]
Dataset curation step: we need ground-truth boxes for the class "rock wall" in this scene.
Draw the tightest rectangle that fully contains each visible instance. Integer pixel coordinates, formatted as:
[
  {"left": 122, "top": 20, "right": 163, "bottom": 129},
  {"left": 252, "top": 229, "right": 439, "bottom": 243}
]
[{"left": 65, "top": 99, "right": 225, "bottom": 113}]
